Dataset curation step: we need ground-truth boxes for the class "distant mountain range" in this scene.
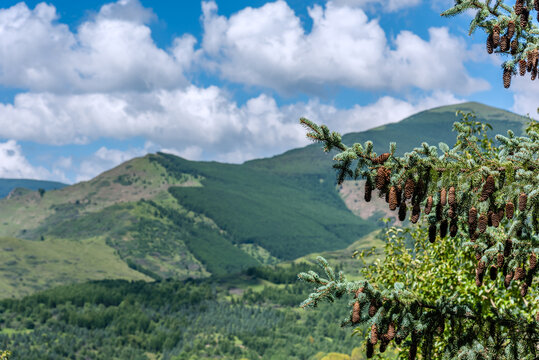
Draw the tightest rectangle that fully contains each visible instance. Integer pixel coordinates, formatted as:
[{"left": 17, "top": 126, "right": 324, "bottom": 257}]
[
  {"left": 0, "top": 179, "right": 66, "bottom": 198},
  {"left": 0, "top": 101, "right": 530, "bottom": 298}
]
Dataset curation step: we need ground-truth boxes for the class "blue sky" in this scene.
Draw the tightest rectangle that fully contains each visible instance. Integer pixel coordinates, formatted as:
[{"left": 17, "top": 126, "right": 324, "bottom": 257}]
[{"left": 0, "top": 0, "right": 536, "bottom": 183}]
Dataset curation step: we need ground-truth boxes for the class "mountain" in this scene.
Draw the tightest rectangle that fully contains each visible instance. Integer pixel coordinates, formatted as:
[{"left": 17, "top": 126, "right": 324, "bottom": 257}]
[
  {"left": 0, "top": 179, "right": 67, "bottom": 198},
  {"left": 0, "top": 102, "right": 530, "bottom": 298}
]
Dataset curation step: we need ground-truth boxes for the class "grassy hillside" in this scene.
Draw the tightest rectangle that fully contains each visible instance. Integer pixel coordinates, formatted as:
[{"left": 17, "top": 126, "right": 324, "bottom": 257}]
[
  {"left": 0, "top": 179, "right": 66, "bottom": 198},
  {"left": 0, "top": 102, "right": 530, "bottom": 298}
]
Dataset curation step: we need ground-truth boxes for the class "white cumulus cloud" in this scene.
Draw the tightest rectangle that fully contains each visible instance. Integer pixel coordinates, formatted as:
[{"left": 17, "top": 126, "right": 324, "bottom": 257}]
[
  {"left": 0, "top": 0, "right": 196, "bottom": 93},
  {"left": 201, "top": 0, "right": 489, "bottom": 95}
]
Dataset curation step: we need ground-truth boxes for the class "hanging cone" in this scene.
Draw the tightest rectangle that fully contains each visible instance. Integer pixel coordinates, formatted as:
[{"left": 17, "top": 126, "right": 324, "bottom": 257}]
[
  {"left": 514, "top": 267, "right": 525, "bottom": 281},
  {"left": 497, "top": 206, "right": 504, "bottom": 221},
  {"left": 479, "top": 175, "right": 495, "bottom": 201},
  {"left": 469, "top": 207, "right": 478, "bottom": 235},
  {"left": 507, "top": 20, "right": 515, "bottom": 38},
  {"left": 489, "top": 265, "right": 498, "bottom": 281},
  {"left": 365, "top": 180, "right": 372, "bottom": 202},
  {"left": 398, "top": 201, "right": 407, "bottom": 221},
  {"left": 491, "top": 212, "right": 500, "bottom": 228},
  {"left": 505, "top": 202, "right": 514, "bottom": 219},
  {"left": 440, "top": 219, "right": 448, "bottom": 239},
  {"left": 410, "top": 202, "right": 420, "bottom": 223},
  {"left": 436, "top": 202, "right": 443, "bottom": 221},
  {"left": 440, "top": 187, "right": 447, "bottom": 206},
  {"left": 429, "top": 224, "right": 437, "bottom": 243},
  {"left": 503, "top": 67, "right": 512, "bottom": 88},
  {"left": 518, "top": 193, "right": 527, "bottom": 211},
  {"left": 352, "top": 301, "right": 361, "bottom": 323},
  {"left": 376, "top": 167, "right": 389, "bottom": 190},
  {"left": 486, "top": 34, "right": 494, "bottom": 54},
  {"left": 511, "top": 39, "right": 518, "bottom": 55},
  {"left": 450, "top": 218, "right": 458, "bottom": 237},
  {"left": 404, "top": 178, "right": 415, "bottom": 200},
  {"left": 530, "top": 253, "right": 537, "bottom": 271},
  {"left": 500, "top": 35, "right": 509, "bottom": 52},
  {"left": 370, "top": 324, "right": 379, "bottom": 345},
  {"left": 373, "top": 153, "right": 390, "bottom": 164},
  {"left": 521, "top": 283, "right": 528, "bottom": 297},
  {"left": 520, "top": 8, "right": 529, "bottom": 29},
  {"left": 396, "top": 185, "right": 402, "bottom": 205},
  {"left": 389, "top": 186, "right": 398, "bottom": 211},
  {"left": 384, "top": 323, "right": 396, "bottom": 341},
  {"left": 366, "top": 341, "right": 374, "bottom": 359},
  {"left": 515, "top": 0, "right": 524, "bottom": 15},
  {"left": 478, "top": 213, "right": 488, "bottom": 233},
  {"left": 492, "top": 25, "right": 500, "bottom": 47},
  {"left": 504, "top": 271, "right": 513, "bottom": 288},
  {"left": 497, "top": 253, "right": 504, "bottom": 268},
  {"left": 425, "top": 196, "right": 433, "bottom": 214},
  {"left": 368, "top": 300, "right": 377, "bottom": 317},
  {"left": 519, "top": 59, "right": 527, "bottom": 76},
  {"left": 504, "top": 238, "right": 513, "bottom": 257},
  {"left": 448, "top": 186, "right": 456, "bottom": 206}
]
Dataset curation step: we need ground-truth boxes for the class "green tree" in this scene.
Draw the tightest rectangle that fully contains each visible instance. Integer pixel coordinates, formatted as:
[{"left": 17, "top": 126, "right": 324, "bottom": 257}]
[{"left": 298, "top": 112, "right": 538, "bottom": 359}]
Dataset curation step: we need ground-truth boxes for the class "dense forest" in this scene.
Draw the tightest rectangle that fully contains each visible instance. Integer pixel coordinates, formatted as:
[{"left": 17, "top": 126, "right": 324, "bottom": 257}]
[{"left": 0, "top": 263, "right": 382, "bottom": 360}]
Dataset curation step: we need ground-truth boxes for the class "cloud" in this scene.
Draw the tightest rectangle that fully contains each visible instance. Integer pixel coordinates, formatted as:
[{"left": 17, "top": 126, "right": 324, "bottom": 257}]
[
  {"left": 0, "top": 0, "right": 195, "bottom": 93},
  {"left": 331, "top": 0, "right": 422, "bottom": 12},
  {"left": 201, "top": 0, "right": 489, "bottom": 95},
  {"left": 0, "top": 140, "right": 67, "bottom": 181},
  {"left": 510, "top": 76, "right": 539, "bottom": 120},
  {"left": 0, "top": 85, "right": 463, "bottom": 168}
]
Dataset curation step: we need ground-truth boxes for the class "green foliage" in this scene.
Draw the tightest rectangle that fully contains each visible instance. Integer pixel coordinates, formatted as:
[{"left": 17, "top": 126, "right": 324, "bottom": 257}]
[
  {"left": 299, "top": 116, "right": 538, "bottom": 359},
  {"left": 155, "top": 152, "right": 377, "bottom": 260}
]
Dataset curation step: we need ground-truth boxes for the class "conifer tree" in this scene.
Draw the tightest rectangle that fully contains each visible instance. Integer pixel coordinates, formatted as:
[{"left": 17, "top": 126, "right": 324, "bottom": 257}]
[{"left": 297, "top": 2, "right": 539, "bottom": 358}]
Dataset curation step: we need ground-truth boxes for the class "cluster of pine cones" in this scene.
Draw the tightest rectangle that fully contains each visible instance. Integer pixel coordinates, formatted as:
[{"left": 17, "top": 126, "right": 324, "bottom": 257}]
[
  {"left": 366, "top": 160, "right": 536, "bottom": 297},
  {"left": 493, "top": 0, "right": 539, "bottom": 88}
]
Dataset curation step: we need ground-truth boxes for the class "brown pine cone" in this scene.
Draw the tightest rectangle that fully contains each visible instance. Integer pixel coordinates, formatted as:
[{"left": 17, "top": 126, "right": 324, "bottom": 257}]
[
  {"left": 497, "top": 253, "right": 504, "bottom": 268},
  {"left": 511, "top": 39, "right": 518, "bottom": 55},
  {"left": 379, "top": 339, "right": 388, "bottom": 353},
  {"left": 448, "top": 186, "right": 456, "bottom": 206},
  {"left": 436, "top": 202, "right": 443, "bottom": 221},
  {"left": 500, "top": 35, "right": 509, "bottom": 52},
  {"left": 480, "top": 175, "right": 495, "bottom": 201},
  {"left": 489, "top": 265, "right": 498, "bottom": 280},
  {"left": 355, "top": 287, "right": 364, "bottom": 298},
  {"left": 487, "top": 210, "right": 494, "bottom": 227},
  {"left": 532, "top": 66, "right": 537, "bottom": 81},
  {"left": 370, "top": 324, "right": 378, "bottom": 345},
  {"left": 506, "top": 202, "right": 514, "bottom": 219},
  {"left": 491, "top": 212, "right": 500, "bottom": 228},
  {"left": 507, "top": 20, "right": 515, "bottom": 38},
  {"left": 520, "top": 8, "right": 529, "bottom": 29},
  {"left": 528, "top": 51, "right": 534, "bottom": 72},
  {"left": 368, "top": 300, "right": 377, "bottom": 317},
  {"left": 389, "top": 186, "right": 398, "bottom": 211},
  {"left": 521, "top": 283, "right": 528, "bottom": 297},
  {"left": 385, "top": 322, "right": 396, "bottom": 341},
  {"left": 476, "top": 262, "right": 485, "bottom": 286},
  {"left": 503, "top": 67, "right": 512, "bottom": 88},
  {"left": 404, "top": 178, "right": 415, "bottom": 200},
  {"left": 530, "top": 253, "right": 537, "bottom": 271},
  {"left": 396, "top": 185, "right": 402, "bottom": 205},
  {"left": 429, "top": 224, "right": 437, "bottom": 243},
  {"left": 365, "top": 180, "right": 372, "bottom": 202},
  {"left": 504, "top": 238, "right": 513, "bottom": 257},
  {"left": 519, "top": 59, "right": 527, "bottom": 76},
  {"left": 518, "top": 193, "right": 527, "bottom": 211},
  {"left": 440, "top": 219, "right": 448, "bottom": 239},
  {"left": 492, "top": 25, "right": 500, "bottom": 47},
  {"left": 425, "top": 196, "right": 433, "bottom": 214},
  {"left": 515, "top": 0, "right": 524, "bottom": 15},
  {"left": 398, "top": 201, "right": 407, "bottom": 221},
  {"left": 469, "top": 207, "right": 477, "bottom": 224},
  {"left": 366, "top": 341, "right": 374, "bottom": 359},
  {"left": 411, "top": 203, "right": 420, "bottom": 224},
  {"left": 450, "top": 218, "right": 458, "bottom": 237},
  {"left": 514, "top": 267, "right": 525, "bottom": 281},
  {"left": 486, "top": 33, "right": 494, "bottom": 54},
  {"left": 373, "top": 153, "right": 390, "bottom": 164},
  {"left": 478, "top": 213, "right": 488, "bottom": 233},
  {"left": 376, "top": 167, "right": 389, "bottom": 190},
  {"left": 497, "top": 206, "right": 504, "bottom": 221},
  {"left": 440, "top": 187, "right": 447, "bottom": 206},
  {"left": 352, "top": 301, "right": 361, "bottom": 323},
  {"left": 504, "top": 271, "right": 513, "bottom": 288}
]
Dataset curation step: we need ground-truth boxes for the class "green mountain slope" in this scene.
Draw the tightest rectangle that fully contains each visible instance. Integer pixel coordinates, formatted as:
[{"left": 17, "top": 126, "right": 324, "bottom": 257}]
[
  {"left": 0, "top": 101, "right": 530, "bottom": 298},
  {"left": 0, "top": 179, "right": 66, "bottom": 198}
]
